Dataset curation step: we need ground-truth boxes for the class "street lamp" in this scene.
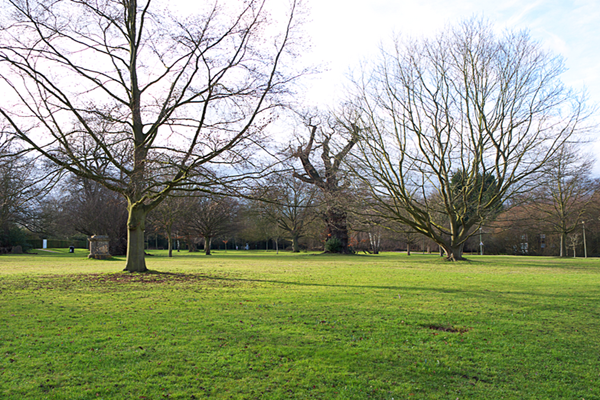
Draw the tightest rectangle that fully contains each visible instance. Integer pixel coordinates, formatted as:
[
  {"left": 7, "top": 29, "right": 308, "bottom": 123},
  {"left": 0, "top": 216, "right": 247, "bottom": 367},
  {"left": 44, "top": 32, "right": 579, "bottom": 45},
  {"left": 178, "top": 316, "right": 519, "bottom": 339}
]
[{"left": 582, "top": 221, "right": 587, "bottom": 258}]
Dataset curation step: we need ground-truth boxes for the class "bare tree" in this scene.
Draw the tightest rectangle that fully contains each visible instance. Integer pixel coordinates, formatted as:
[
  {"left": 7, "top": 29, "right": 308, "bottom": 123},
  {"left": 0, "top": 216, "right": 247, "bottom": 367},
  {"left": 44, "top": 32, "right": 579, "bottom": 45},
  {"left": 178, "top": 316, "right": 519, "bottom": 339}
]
[
  {"left": 348, "top": 191, "right": 390, "bottom": 254},
  {"left": 0, "top": 0, "right": 303, "bottom": 271},
  {"left": 0, "top": 138, "right": 28, "bottom": 237},
  {"left": 147, "top": 194, "right": 188, "bottom": 257},
  {"left": 238, "top": 204, "right": 277, "bottom": 250},
  {"left": 527, "top": 144, "right": 595, "bottom": 257},
  {"left": 254, "top": 175, "right": 318, "bottom": 252},
  {"left": 568, "top": 232, "right": 581, "bottom": 258},
  {"left": 187, "top": 195, "right": 238, "bottom": 255},
  {"left": 292, "top": 115, "right": 359, "bottom": 253},
  {"left": 0, "top": 133, "right": 57, "bottom": 248},
  {"left": 349, "top": 19, "right": 588, "bottom": 260},
  {"left": 37, "top": 175, "right": 129, "bottom": 255}
]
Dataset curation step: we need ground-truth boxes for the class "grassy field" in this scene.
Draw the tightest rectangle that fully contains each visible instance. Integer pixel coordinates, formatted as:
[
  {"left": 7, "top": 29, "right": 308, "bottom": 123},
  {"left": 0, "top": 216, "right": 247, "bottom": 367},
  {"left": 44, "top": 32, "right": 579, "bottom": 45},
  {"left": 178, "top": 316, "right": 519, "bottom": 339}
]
[{"left": 1, "top": 249, "right": 599, "bottom": 399}]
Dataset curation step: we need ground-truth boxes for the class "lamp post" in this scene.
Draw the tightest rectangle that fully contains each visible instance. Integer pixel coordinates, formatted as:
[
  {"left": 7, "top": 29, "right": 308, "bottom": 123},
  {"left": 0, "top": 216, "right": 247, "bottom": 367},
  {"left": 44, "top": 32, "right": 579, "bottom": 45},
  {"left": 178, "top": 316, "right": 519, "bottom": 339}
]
[
  {"left": 479, "top": 227, "right": 483, "bottom": 256},
  {"left": 582, "top": 221, "right": 587, "bottom": 258}
]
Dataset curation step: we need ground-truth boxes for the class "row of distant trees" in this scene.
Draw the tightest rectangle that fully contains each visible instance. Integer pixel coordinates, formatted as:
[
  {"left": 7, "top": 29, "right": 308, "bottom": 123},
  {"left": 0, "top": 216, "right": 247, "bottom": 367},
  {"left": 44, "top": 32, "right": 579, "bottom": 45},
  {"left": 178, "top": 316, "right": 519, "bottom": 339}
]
[
  {"left": 2, "top": 138, "right": 598, "bottom": 258},
  {"left": 0, "top": 1, "right": 594, "bottom": 267}
]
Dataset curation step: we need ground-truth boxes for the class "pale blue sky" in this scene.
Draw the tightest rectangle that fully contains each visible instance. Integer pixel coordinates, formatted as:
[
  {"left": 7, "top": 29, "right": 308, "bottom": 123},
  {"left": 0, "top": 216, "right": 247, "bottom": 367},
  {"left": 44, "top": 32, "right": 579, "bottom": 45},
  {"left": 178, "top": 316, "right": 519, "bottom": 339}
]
[
  {"left": 304, "top": 0, "right": 600, "bottom": 108},
  {"left": 301, "top": 0, "right": 600, "bottom": 170}
]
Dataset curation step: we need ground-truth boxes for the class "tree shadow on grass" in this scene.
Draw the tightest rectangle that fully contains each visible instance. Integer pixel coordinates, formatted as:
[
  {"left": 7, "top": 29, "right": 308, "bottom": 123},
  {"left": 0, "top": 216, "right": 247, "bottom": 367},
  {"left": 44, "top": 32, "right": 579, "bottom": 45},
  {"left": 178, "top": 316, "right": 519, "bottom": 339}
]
[
  {"left": 18, "top": 269, "right": 599, "bottom": 310},
  {"left": 199, "top": 274, "right": 600, "bottom": 309}
]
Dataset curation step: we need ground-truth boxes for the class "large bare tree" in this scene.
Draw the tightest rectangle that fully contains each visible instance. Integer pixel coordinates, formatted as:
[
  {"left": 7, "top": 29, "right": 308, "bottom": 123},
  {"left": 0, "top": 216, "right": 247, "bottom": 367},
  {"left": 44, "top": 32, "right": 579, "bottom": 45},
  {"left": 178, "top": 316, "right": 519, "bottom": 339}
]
[
  {"left": 0, "top": 0, "right": 302, "bottom": 271},
  {"left": 349, "top": 19, "right": 588, "bottom": 260},
  {"left": 292, "top": 116, "right": 359, "bottom": 253}
]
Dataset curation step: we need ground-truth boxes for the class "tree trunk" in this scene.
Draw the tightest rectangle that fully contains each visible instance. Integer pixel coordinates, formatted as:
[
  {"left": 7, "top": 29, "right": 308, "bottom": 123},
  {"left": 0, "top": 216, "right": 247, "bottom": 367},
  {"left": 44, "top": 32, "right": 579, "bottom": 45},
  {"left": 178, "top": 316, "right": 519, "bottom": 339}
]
[
  {"left": 124, "top": 205, "right": 148, "bottom": 272},
  {"left": 292, "top": 235, "right": 300, "bottom": 252},
  {"left": 204, "top": 236, "right": 212, "bottom": 255},
  {"left": 368, "top": 232, "right": 380, "bottom": 254},
  {"left": 275, "top": 238, "right": 279, "bottom": 254},
  {"left": 325, "top": 207, "right": 349, "bottom": 253},
  {"left": 407, "top": 243, "right": 411, "bottom": 256},
  {"left": 446, "top": 243, "right": 465, "bottom": 261},
  {"left": 167, "top": 225, "right": 173, "bottom": 258},
  {"left": 560, "top": 233, "right": 566, "bottom": 257}
]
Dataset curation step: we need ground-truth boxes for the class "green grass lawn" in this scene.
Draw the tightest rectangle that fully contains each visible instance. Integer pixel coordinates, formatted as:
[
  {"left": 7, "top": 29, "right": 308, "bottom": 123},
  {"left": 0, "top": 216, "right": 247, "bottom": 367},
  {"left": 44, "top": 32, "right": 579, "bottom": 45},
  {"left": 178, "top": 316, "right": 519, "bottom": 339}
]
[{"left": 1, "top": 250, "right": 599, "bottom": 399}]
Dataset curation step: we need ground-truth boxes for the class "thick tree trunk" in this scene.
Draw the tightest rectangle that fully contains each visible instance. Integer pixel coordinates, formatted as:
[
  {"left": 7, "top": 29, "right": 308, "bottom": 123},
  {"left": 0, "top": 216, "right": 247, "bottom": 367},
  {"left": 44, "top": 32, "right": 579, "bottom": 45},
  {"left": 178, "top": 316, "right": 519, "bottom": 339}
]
[
  {"left": 446, "top": 243, "right": 465, "bottom": 261},
  {"left": 560, "top": 233, "right": 566, "bottom": 257},
  {"left": 325, "top": 207, "right": 349, "bottom": 253},
  {"left": 292, "top": 235, "right": 300, "bottom": 253},
  {"left": 124, "top": 206, "right": 148, "bottom": 272},
  {"left": 126, "top": 50, "right": 148, "bottom": 273},
  {"left": 204, "top": 236, "right": 212, "bottom": 255},
  {"left": 407, "top": 243, "right": 411, "bottom": 256}
]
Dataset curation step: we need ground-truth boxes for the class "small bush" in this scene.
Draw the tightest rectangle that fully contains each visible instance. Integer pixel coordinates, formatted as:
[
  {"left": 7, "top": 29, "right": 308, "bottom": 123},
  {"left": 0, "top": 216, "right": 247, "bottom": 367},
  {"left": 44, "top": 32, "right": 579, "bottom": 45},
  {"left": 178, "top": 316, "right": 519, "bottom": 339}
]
[{"left": 324, "top": 237, "right": 343, "bottom": 253}]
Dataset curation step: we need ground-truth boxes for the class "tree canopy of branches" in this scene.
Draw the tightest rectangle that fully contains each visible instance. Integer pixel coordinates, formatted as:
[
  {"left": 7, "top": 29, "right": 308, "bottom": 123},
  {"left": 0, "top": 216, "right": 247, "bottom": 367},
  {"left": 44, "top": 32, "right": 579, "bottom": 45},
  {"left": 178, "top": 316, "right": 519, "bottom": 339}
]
[
  {"left": 0, "top": 133, "right": 56, "bottom": 248},
  {"left": 42, "top": 177, "right": 129, "bottom": 255},
  {"left": 147, "top": 194, "right": 188, "bottom": 257},
  {"left": 527, "top": 144, "right": 595, "bottom": 257},
  {"left": 350, "top": 19, "right": 588, "bottom": 260},
  {"left": 186, "top": 195, "right": 238, "bottom": 255},
  {"left": 0, "top": 0, "right": 302, "bottom": 271},
  {"left": 292, "top": 116, "right": 359, "bottom": 253},
  {"left": 254, "top": 175, "right": 318, "bottom": 252},
  {"left": 0, "top": 140, "right": 32, "bottom": 247}
]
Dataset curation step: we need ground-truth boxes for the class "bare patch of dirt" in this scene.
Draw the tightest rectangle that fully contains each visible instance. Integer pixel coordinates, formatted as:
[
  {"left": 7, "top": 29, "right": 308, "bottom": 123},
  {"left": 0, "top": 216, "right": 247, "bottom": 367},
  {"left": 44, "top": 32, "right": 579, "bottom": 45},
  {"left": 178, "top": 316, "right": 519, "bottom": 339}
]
[
  {"left": 79, "top": 272, "right": 209, "bottom": 285},
  {"left": 426, "top": 324, "right": 470, "bottom": 333}
]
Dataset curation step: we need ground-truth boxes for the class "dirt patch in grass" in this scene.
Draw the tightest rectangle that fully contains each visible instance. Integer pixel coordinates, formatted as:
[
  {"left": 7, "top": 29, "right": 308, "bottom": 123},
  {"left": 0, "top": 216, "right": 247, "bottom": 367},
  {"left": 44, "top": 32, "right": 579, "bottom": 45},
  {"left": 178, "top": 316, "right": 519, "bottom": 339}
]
[
  {"left": 0, "top": 273, "right": 211, "bottom": 292},
  {"left": 426, "top": 324, "right": 470, "bottom": 333},
  {"left": 79, "top": 271, "right": 211, "bottom": 285},
  {"left": 75, "top": 271, "right": 249, "bottom": 288},
  {"left": 1, "top": 270, "right": 267, "bottom": 292}
]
